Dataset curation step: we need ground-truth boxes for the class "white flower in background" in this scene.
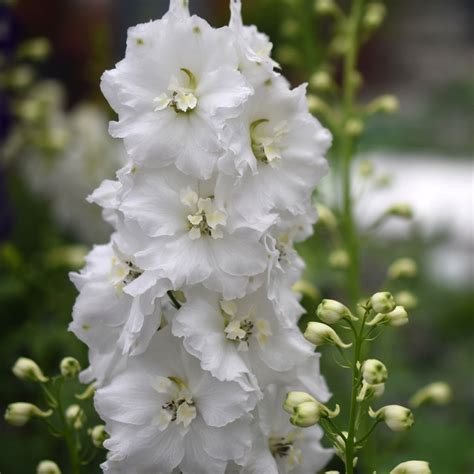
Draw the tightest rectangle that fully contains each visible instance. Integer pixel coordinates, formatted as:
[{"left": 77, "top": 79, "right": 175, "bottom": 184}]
[
  {"left": 70, "top": 0, "right": 332, "bottom": 471},
  {"left": 101, "top": 4, "right": 252, "bottom": 179},
  {"left": 98, "top": 327, "right": 252, "bottom": 473}
]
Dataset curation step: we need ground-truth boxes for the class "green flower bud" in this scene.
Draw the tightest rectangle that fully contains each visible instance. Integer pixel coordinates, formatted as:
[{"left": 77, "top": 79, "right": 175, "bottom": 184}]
[
  {"left": 89, "top": 424, "right": 108, "bottom": 448},
  {"left": 304, "top": 322, "right": 352, "bottom": 348},
  {"left": 390, "top": 460, "right": 431, "bottom": 474},
  {"left": 409, "top": 382, "right": 452, "bottom": 408},
  {"left": 369, "top": 405, "right": 414, "bottom": 432},
  {"left": 283, "top": 391, "right": 317, "bottom": 414},
  {"left": 289, "top": 399, "right": 340, "bottom": 428},
  {"left": 358, "top": 159, "right": 374, "bottom": 177},
  {"left": 18, "top": 38, "right": 52, "bottom": 61},
  {"left": 344, "top": 118, "right": 364, "bottom": 137},
  {"left": 363, "top": 3, "right": 386, "bottom": 30},
  {"left": 388, "top": 258, "right": 418, "bottom": 279},
  {"left": 60, "top": 357, "right": 81, "bottom": 379},
  {"left": 362, "top": 359, "right": 388, "bottom": 384},
  {"left": 307, "top": 94, "right": 327, "bottom": 115},
  {"left": 367, "top": 94, "right": 399, "bottom": 114},
  {"left": 310, "top": 71, "right": 332, "bottom": 91},
  {"left": 37, "top": 460, "right": 62, "bottom": 474},
  {"left": 395, "top": 291, "right": 418, "bottom": 310},
  {"left": 367, "top": 305, "right": 409, "bottom": 327},
  {"left": 5, "top": 402, "right": 52, "bottom": 427},
  {"left": 275, "top": 45, "right": 300, "bottom": 66},
  {"left": 12, "top": 357, "right": 48, "bottom": 383},
  {"left": 314, "top": 0, "right": 337, "bottom": 15},
  {"left": 369, "top": 292, "right": 396, "bottom": 314},
  {"left": 328, "top": 249, "right": 350, "bottom": 269},
  {"left": 316, "top": 299, "right": 356, "bottom": 324},
  {"left": 292, "top": 279, "right": 320, "bottom": 301},
  {"left": 386, "top": 203, "right": 413, "bottom": 218},
  {"left": 315, "top": 203, "right": 338, "bottom": 230},
  {"left": 65, "top": 404, "right": 85, "bottom": 430}
]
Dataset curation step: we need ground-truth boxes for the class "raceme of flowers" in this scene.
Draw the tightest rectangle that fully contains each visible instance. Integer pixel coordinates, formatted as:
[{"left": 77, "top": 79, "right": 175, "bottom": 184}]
[{"left": 69, "top": 0, "right": 332, "bottom": 472}]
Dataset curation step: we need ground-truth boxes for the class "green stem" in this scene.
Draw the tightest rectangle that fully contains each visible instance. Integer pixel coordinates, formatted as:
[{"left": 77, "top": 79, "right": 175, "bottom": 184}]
[{"left": 55, "top": 379, "right": 81, "bottom": 474}]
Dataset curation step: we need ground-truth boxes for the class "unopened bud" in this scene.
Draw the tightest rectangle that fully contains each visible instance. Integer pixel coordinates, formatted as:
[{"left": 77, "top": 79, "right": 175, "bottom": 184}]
[
  {"left": 344, "top": 118, "right": 364, "bottom": 137},
  {"left": 89, "top": 424, "right": 108, "bottom": 448},
  {"left": 367, "top": 305, "right": 408, "bottom": 327},
  {"left": 286, "top": 396, "right": 340, "bottom": 428},
  {"left": 314, "top": 0, "right": 336, "bottom": 15},
  {"left": 9, "top": 65, "right": 34, "bottom": 89},
  {"left": 362, "top": 359, "right": 388, "bottom": 384},
  {"left": 14, "top": 99, "right": 43, "bottom": 122},
  {"left": 369, "top": 94, "right": 399, "bottom": 114},
  {"left": 328, "top": 249, "right": 350, "bottom": 269},
  {"left": 363, "top": 3, "right": 386, "bottom": 29},
  {"left": 65, "top": 404, "right": 85, "bottom": 430},
  {"left": 18, "top": 38, "right": 52, "bottom": 61},
  {"left": 283, "top": 391, "right": 317, "bottom": 414},
  {"left": 5, "top": 402, "right": 52, "bottom": 427},
  {"left": 304, "top": 322, "right": 352, "bottom": 348},
  {"left": 60, "top": 357, "right": 81, "bottom": 379},
  {"left": 307, "top": 94, "right": 328, "bottom": 115},
  {"left": 369, "top": 292, "right": 396, "bottom": 314},
  {"left": 12, "top": 357, "right": 48, "bottom": 383},
  {"left": 316, "top": 203, "right": 338, "bottom": 230},
  {"left": 292, "top": 279, "right": 320, "bottom": 301},
  {"left": 357, "top": 380, "right": 385, "bottom": 402},
  {"left": 369, "top": 405, "right": 414, "bottom": 432},
  {"left": 37, "top": 460, "right": 61, "bottom": 474},
  {"left": 395, "top": 291, "right": 418, "bottom": 310},
  {"left": 388, "top": 258, "right": 418, "bottom": 279},
  {"left": 409, "top": 382, "right": 452, "bottom": 408},
  {"left": 386, "top": 203, "right": 413, "bottom": 218},
  {"left": 390, "top": 460, "right": 431, "bottom": 474},
  {"left": 316, "top": 299, "right": 356, "bottom": 324},
  {"left": 310, "top": 71, "right": 332, "bottom": 91},
  {"left": 358, "top": 159, "right": 374, "bottom": 177}
]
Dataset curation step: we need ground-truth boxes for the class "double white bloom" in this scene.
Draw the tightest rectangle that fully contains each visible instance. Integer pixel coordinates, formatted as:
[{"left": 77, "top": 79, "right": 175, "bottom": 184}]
[{"left": 70, "top": 1, "right": 332, "bottom": 472}]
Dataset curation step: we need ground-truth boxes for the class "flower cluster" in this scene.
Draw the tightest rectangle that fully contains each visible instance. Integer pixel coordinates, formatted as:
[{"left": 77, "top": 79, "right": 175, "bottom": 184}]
[{"left": 70, "top": 1, "right": 332, "bottom": 472}]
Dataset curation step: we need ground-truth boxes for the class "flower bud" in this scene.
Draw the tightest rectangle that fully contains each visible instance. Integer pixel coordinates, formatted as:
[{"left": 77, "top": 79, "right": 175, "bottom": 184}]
[
  {"left": 356, "top": 380, "right": 385, "bottom": 402},
  {"left": 369, "top": 291, "right": 396, "bottom": 314},
  {"left": 409, "top": 382, "right": 452, "bottom": 408},
  {"left": 369, "top": 405, "right": 414, "bottom": 432},
  {"left": 344, "top": 118, "right": 364, "bottom": 137},
  {"left": 367, "top": 94, "right": 399, "bottom": 115},
  {"left": 292, "top": 279, "right": 320, "bottom": 301},
  {"left": 363, "top": 3, "right": 386, "bottom": 30},
  {"left": 307, "top": 94, "right": 329, "bottom": 115},
  {"left": 310, "top": 71, "right": 332, "bottom": 91},
  {"left": 304, "top": 322, "right": 352, "bottom": 348},
  {"left": 65, "top": 404, "right": 85, "bottom": 430},
  {"left": 386, "top": 203, "right": 413, "bottom": 218},
  {"left": 367, "top": 305, "right": 408, "bottom": 327},
  {"left": 315, "top": 203, "right": 337, "bottom": 230},
  {"left": 89, "top": 424, "right": 108, "bottom": 448},
  {"left": 362, "top": 359, "right": 388, "bottom": 385},
  {"left": 18, "top": 38, "right": 52, "bottom": 61},
  {"left": 4, "top": 402, "right": 52, "bottom": 427},
  {"left": 314, "top": 0, "right": 336, "bottom": 15},
  {"left": 316, "top": 299, "right": 356, "bottom": 324},
  {"left": 60, "top": 357, "right": 81, "bottom": 379},
  {"left": 390, "top": 460, "right": 431, "bottom": 474},
  {"left": 358, "top": 159, "right": 374, "bottom": 177},
  {"left": 388, "top": 258, "right": 418, "bottom": 279},
  {"left": 395, "top": 291, "right": 418, "bottom": 309},
  {"left": 37, "top": 460, "right": 62, "bottom": 474},
  {"left": 12, "top": 357, "right": 48, "bottom": 383},
  {"left": 283, "top": 391, "right": 317, "bottom": 414},
  {"left": 328, "top": 249, "right": 350, "bottom": 269},
  {"left": 288, "top": 397, "right": 340, "bottom": 428}
]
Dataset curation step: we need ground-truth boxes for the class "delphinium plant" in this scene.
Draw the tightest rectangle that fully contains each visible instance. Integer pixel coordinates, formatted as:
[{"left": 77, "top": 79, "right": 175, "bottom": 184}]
[{"left": 4, "top": 0, "right": 443, "bottom": 473}]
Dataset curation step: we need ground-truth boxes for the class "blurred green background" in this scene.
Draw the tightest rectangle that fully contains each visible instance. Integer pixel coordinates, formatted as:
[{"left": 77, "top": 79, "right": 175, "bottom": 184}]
[{"left": 0, "top": 0, "right": 472, "bottom": 472}]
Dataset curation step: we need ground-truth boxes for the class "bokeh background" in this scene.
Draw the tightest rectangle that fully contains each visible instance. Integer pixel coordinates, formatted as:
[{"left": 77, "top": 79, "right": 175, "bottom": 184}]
[{"left": 1, "top": 0, "right": 472, "bottom": 472}]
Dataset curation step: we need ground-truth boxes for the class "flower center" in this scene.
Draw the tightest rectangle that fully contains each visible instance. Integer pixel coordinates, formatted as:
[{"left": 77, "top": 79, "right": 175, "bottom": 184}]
[
  {"left": 269, "top": 431, "right": 303, "bottom": 468},
  {"left": 153, "top": 68, "right": 198, "bottom": 114},
  {"left": 152, "top": 376, "right": 196, "bottom": 431},
  {"left": 250, "top": 119, "right": 288, "bottom": 165},
  {"left": 109, "top": 253, "right": 143, "bottom": 290},
  {"left": 220, "top": 300, "right": 272, "bottom": 351},
  {"left": 180, "top": 187, "right": 227, "bottom": 240}
]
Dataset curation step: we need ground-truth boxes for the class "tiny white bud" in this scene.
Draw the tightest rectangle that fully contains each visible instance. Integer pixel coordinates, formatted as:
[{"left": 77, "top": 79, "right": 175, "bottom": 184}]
[
  {"left": 18, "top": 38, "right": 52, "bottom": 61},
  {"left": 369, "top": 405, "right": 414, "bottom": 432},
  {"left": 363, "top": 3, "right": 386, "bottom": 29},
  {"left": 358, "top": 159, "right": 374, "bottom": 177},
  {"left": 89, "top": 424, "right": 108, "bottom": 448},
  {"left": 314, "top": 0, "right": 336, "bottom": 15},
  {"left": 12, "top": 357, "right": 48, "bottom": 383},
  {"left": 388, "top": 258, "right": 418, "bottom": 279},
  {"left": 310, "top": 71, "right": 332, "bottom": 91},
  {"left": 307, "top": 94, "right": 328, "bottom": 115},
  {"left": 390, "top": 460, "right": 431, "bottom": 474},
  {"left": 65, "top": 404, "right": 85, "bottom": 430},
  {"left": 283, "top": 391, "right": 317, "bottom": 414},
  {"left": 409, "top": 382, "right": 452, "bottom": 408},
  {"left": 386, "top": 203, "right": 413, "bottom": 218},
  {"left": 316, "top": 203, "right": 338, "bottom": 230},
  {"left": 395, "top": 291, "right": 418, "bottom": 310},
  {"left": 4, "top": 402, "right": 52, "bottom": 427},
  {"left": 328, "top": 249, "right": 350, "bottom": 269},
  {"left": 316, "top": 299, "right": 356, "bottom": 324},
  {"left": 304, "top": 322, "right": 352, "bottom": 348},
  {"left": 37, "top": 460, "right": 62, "bottom": 474},
  {"left": 362, "top": 359, "right": 388, "bottom": 384},
  {"left": 344, "top": 118, "right": 364, "bottom": 137},
  {"left": 369, "top": 292, "right": 396, "bottom": 314},
  {"left": 60, "top": 357, "right": 81, "bottom": 379},
  {"left": 292, "top": 279, "right": 320, "bottom": 301}
]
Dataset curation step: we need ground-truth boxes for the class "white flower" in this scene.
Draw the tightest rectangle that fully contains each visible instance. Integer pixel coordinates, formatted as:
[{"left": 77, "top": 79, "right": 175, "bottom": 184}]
[
  {"left": 101, "top": 12, "right": 252, "bottom": 179},
  {"left": 237, "top": 385, "right": 333, "bottom": 474},
  {"left": 113, "top": 166, "right": 269, "bottom": 299},
  {"left": 97, "top": 327, "right": 252, "bottom": 473},
  {"left": 172, "top": 287, "right": 312, "bottom": 386}
]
